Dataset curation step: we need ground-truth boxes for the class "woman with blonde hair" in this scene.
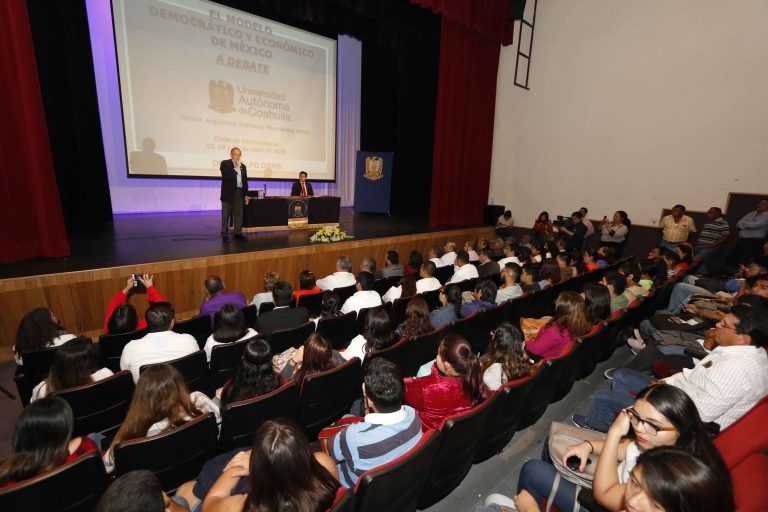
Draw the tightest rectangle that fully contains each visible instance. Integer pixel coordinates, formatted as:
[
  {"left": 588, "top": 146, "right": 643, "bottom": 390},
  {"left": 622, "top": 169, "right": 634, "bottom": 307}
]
[
  {"left": 525, "top": 291, "right": 591, "bottom": 360},
  {"left": 251, "top": 271, "right": 280, "bottom": 311}
]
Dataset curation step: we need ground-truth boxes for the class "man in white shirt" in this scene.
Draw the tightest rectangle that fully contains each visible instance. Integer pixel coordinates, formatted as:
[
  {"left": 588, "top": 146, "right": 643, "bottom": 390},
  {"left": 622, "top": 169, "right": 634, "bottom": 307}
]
[
  {"left": 576, "top": 303, "right": 768, "bottom": 432},
  {"left": 120, "top": 302, "right": 199, "bottom": 382},
  {"left": 497, "top": 244, "right": 520, "bottom": 268},
  {"left": 441, "top": 242, "right": 457, "bottom": 266},
  {"left": 317, "top": 256, "right": 357, "bottom": 290},
  {"left": 416, "top": 261, "right": 442, "bottom": 294},
  {"left": 428, "top": 245, "right": 446, "bottom": 268},
  {"left": 447, "top": 251, "right": 479, "bottom": 284},
  {"left": 496, "top": 263, "right": 524, "bottom": 303},
  {"left": 341, "top": 271, "right": 383, "bottom": 315}
]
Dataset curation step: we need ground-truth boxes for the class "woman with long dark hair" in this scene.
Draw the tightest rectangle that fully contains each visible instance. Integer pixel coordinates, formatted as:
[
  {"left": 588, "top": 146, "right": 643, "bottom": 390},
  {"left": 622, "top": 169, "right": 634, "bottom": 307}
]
[
  {"left": 203, "top": 304, "right": 258, "bottom": 361},
  {"left": 489, "top": 384, "right": 731, "bottom": 512},
  {"left": 105, "top": 364, "right": 219, "bottom": 472},
  {"left": 583, "top": 282, "right": 612, "bottom": 325},
  {"left": 396, "top": 297, "right": 434, "bottom": 339},
  {"left": 600, "top": 210, "right": 631, "bottom": 256},
  {"left": 14, "top": 307, "right": 75, "bottom": 365},
  {"left": 312, "top": 291, "right": 343, "bottom": 325},
  {"left": 526, "top": 291, "right": 592, "bottom": 359},
  {"left": 281, "top": 333, "right": 344, "bottom": 383},
  {"left": 429, "top": 284, "right": 463, "bottom": 329},
  {"left": 481, "top": 323, "right": 532, "bottom": 390},
  {"left": 104, "top": 274, "right": 166, "bottom": 334},
  {"left": 403, "top": 250, "right": 424, "bottom": 275},
  {"left": 342, "top": 308, "right": 397, "bottom": 362},
  {"left": 220, "top": 338, "right": 282, "bottom": 406},
  {"left": 532, "top": 211, "right": 554, "bottom": 246},
  {"left": 202, "top": 419, "right": 339, "bottom": 512},
  {"left": 405, "top": 334, "right": 488, "bottom": 431},
  {"left": 0, "top": 397, "right": 97, "bottom": 487},
  {"left": 31, "top": 337, "right": 113, "bottom": 402}
]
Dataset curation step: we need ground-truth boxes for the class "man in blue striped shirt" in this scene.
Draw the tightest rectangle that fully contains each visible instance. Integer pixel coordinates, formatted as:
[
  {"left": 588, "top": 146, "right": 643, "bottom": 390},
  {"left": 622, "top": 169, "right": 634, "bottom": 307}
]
[{"left": 330, "top": 358, "right": 423, "bottom": 487}]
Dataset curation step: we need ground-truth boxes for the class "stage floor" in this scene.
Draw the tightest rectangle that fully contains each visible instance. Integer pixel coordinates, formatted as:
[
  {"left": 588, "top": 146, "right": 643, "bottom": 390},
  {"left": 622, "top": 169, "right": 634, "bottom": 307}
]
[{"left": 1, "top": 208, "right": 472, "bottom": 279}]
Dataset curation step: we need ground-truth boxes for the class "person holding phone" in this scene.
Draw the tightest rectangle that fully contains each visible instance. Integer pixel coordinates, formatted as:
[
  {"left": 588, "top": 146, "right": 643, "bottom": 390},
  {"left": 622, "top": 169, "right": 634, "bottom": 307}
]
[{"left": 103, "top": 274, "right": 166, "bottom": 334}]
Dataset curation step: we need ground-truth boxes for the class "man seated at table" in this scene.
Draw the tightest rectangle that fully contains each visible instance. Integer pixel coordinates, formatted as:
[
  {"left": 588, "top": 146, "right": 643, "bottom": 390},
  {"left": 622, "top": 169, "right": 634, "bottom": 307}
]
[{"left": 290, "top": 171, "right": 314, "bottom": 197}]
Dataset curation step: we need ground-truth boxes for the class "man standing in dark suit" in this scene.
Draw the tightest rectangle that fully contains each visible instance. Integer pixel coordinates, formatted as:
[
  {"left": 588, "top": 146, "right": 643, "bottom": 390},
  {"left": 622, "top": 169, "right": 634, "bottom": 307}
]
[
  {"left": 220, "top": 147, "right": 249, "bottom": 242},
  {"left": 290, "top": 171, "right": 314, "bottom": 197},
  {"left": 256, "top": 281, "right": 309, "bottom": 336}
]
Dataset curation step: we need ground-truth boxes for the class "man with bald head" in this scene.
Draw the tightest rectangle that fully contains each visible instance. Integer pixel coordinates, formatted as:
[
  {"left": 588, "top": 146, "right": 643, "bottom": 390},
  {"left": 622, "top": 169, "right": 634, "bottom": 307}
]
[{"left": 220, "top": 147, "right": 249, "bottom": 242}]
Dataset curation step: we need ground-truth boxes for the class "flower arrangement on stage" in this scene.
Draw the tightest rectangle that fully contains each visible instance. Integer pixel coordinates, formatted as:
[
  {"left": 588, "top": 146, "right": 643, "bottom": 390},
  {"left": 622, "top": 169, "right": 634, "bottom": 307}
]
[{"left": 310, "top": 226, "right": 352, "bottom": 243}]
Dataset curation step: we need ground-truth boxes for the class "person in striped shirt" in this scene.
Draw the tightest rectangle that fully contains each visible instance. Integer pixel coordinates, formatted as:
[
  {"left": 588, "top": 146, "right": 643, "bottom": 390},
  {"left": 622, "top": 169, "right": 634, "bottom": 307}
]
[
  {"left": 694, "top": 207, "right": 730, "bottom": 275},
  {"left": 329, "top": 358, "right": 423, "bottom": 488}
]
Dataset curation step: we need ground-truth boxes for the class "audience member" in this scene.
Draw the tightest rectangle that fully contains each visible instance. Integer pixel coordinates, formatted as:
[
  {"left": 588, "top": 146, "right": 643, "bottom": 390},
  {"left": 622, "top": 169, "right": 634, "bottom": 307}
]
[
  {"left": 396, "top": 297, "right": 434, "bottom": 339},
  {"left": 313, "top": 291, "right": 343, "bottom": 324},
  {"left": 603, "top": 272, "right": 630, "bottom": 312},
  {"left": 430, "top": 284, "right": 463, "bottom": 329},
  {"left": 580, "top": 206, "right": 595, "bottom": 238},
  {"left": 381, "top": 250, "right": 404, "bottom": 278},
  {"left": 693, "top": 207, "right": 730, "bottom": 275},
  {"left": 104, "top": 274, "right": 166, "bottom": 333},
  {"left": 316, "top": 256, "right": 356, "bottom": 290},
  {"left": 96, "top": 470, "right": 190, "bottom": 512},
  {"left": 360, "top": 257, "right": 383, "bottom": 280},
  {"left": 659, "top": 204, "right": 696, "bottom": 251},
  {"left": 405, "top": 334, "right": 488, "bottom": 431},
  {"left": 583, "top": 250, "right": 600, "bottom": 272},
  {"left": 461, "top": 279, "right": 497, "bottom": 317},
  {"left": 477, "top": 248, "right": 501, "bottom": 278},
  {"left": 583, "top": 282, "right": 611, "bottom": 325},
  {"left": 496, "top": 262, "right": 524, "bottom": 303},
  {"left": 464, "top": 241, "right": 480, "bottom": 262},
  {"left": 0, "top": 397, "right": 97, "bottom": 488},
  {"left": 575, "top": 303, "right": 768, "bottom": 432},
  {"left": 662, "top": 250, "right": 683, "bottom": 278},
  {"left": 556, "top": 253, "right": 573, "bottom": 280},
  {"left": 675, "top": 243, "right": 693, "bottom": 269},
  {"left": 119, "top": 302, "right": 199, "bottom": 382},
  {"left": 520, "top": 264, "right": 541, "bottom": 293},
  {"left": 600, "top": 210, "right": 630, "bottom": 254},
  {"left": 619, "top": 262, "right": 648, "bottom": 301},
  {"left": 255, "top": 281, "right": 309, "bottom": 336},
  {"left": 532, "top": 212, "right": 554, "bottom": 246},
  {"left": 219, "top": 338, "right": 281, "bottom": 406},
  {"left": 279, "top": 333, "right": 344, "bottom": 382},
  {"left": 105, "top": 364, "right": 220, "bottom": 472},
  {"left": 200, "top": 275, "right": 247, "bottom": 321},
  {"left": 481, "top": 322, "right": 532, "bottom": 390},
  {"left": 340, "top": 271, "right": 382, "bottom": 315},
  {"left": 203, "top": 304, "right": 257, "bottom": 361},
  {"left": 497, "top": 244, "right": 518, "bottom": 267},
  {"left": 31, "top": 336, "right": 113, "bottom": 402},
  {"left": 404, "top": 250, "right": 424, "bottom": 274},
  {"left": 441, "top": 242, "right": 458, "bottom": 266},
  {"left": 428, "top": 245, "right": 446, "bottom": 268},
  {"left": 14, "top": 307, "right": 76, "bottom": 366},
  {"left": 729, "top": 197, "right": 768, "bottom": 265},
  {"left": 329, "top": 358, "right": 423, "bottom": 487},
  {"left": 293, "top": 270, "right": 321, "bottom": 303},
  {"left": 447, "top": 251, "right": 479, "bottom": 284},
  {"left": 539, "top": 258, "right": 562, "bottom": 287},
  {"left": 559, "top": 211, "right": 588, "bottom": 252},
  {"left": 496, "top": 210, "right": 515, "bottom": 237},
  {"left": 342, "top": 307, "right": 397, "bottom": 362},
  {"left": 201, "top": 420, "right": 339, "bottom": 512},
  {"left": 249, "top": 271, "right": 279, "bottom": 311},
  {"left": 381, "top": 273, "right": 418, "bottom": 303},
  {"left": 526, "top": 291, "right": 591, "bottom": 360},
  {"left": 416, "top": 260, "right": 442, "bottom": 293}
]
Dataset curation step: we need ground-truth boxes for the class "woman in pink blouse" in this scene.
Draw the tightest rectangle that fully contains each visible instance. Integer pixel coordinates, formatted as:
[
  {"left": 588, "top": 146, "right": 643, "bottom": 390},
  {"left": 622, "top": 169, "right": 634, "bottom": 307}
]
[{"left": 526, "top": 291, "right": 591, "bottom": 360}]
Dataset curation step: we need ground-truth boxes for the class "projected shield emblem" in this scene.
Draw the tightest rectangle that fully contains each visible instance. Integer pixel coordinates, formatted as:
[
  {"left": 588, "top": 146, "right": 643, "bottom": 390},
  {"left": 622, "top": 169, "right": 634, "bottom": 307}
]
[{"left": 208, "top": 80, "right": 235, "bottom": 113}]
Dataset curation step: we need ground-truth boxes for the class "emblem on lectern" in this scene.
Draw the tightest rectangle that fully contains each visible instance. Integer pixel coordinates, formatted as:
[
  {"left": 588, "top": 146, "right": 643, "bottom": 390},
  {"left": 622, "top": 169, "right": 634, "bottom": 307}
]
[
  {"left": 208, "top": 80, "right": 235, "bottom": 113},
  {"left": 364, "top": 156, "right": 384, "bottom": 181}
]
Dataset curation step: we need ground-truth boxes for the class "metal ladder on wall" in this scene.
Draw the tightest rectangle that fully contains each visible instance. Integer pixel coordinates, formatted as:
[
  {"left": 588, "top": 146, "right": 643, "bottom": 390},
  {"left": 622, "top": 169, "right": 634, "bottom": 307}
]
[{"left": 513, "top": 0, "right": 538, "bottom": 90}]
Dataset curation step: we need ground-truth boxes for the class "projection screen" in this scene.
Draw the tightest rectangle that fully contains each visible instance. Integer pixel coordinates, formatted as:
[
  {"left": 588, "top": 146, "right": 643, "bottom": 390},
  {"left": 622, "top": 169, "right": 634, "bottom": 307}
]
[{"left": 111, "top": 0, "right": 337, "bottom": 181}]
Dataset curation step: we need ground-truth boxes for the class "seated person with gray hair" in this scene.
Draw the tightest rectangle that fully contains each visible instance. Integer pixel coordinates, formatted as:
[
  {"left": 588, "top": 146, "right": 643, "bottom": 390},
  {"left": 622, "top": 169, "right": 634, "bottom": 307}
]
[{"left": 317, "top": 255, "right": 357, "bottom": 290}]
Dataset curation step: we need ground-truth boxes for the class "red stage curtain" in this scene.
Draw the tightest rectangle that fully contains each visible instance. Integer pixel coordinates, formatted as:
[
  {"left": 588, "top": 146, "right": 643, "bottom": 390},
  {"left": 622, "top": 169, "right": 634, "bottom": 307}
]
[
  {"left": 409, "top": 0, "right": 511, "bottom": 42},
  {"left": 427, "top": 18, "right": 501, "bottom": 227},
  {"left": 0, "top": 0, "right": 70, "bottom": 262}
]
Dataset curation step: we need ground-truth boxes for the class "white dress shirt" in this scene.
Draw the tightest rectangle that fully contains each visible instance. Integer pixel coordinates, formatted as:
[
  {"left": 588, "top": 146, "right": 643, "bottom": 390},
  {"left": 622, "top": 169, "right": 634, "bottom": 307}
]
[
  {"left": 497, "top": 256, "right": 521, "bottom": 267},
  {"left": 341, "top": 290, "right": 383, "bottom": 315},
  {"left": 447, "top": 263, "right": 479, "bottom": 284},
  {"left": 495, "top": 284, "right": 523, "bottom": 303},
  {"left": 316, "top": 271, "right": 357, "bottom": 291},
  {"left": 341, "top": 334, "right": 367, "bottom": 362},
  {"left": 203, "top": 327, "right": 258, "bottom": 361},
  {"left": 120, "top": 331, "right": 199, "bottom": 383},
  {"left": 250, "top": 291, "right": 274, "bottom": 310},
  {"left": 441, "top": 251, "right": 457, "bottom": 266},
  {"left": 665, "top": 345, "right": 768, "bottom": 429},
  {"left": 429, "top": 257, "right": 447, "bottom": 268},
  {"left": 382, "top": 286, "right": 402, "bottom": 304},
  {"left": 416, "top": 277, "right": 442, "bottom": 293}
]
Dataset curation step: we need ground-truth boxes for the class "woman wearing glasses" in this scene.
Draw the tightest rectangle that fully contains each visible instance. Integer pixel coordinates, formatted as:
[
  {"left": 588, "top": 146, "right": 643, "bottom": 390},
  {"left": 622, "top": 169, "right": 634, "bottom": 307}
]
[{"left": 485, "top": 384, "right": 729, "bottom": 512}]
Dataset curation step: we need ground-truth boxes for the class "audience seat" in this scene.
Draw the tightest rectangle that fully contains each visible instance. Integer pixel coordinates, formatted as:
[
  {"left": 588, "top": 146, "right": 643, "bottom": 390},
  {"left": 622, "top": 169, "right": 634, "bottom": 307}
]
[
  {"left": 139, "top": 350, "right": 208, "bottom": 395},
  {"left": 113, "top": 413, "right": 218, "bottom": 493},
  {"left": 421, "top": 289, "right": 442, "bottom": 311},
  {"left": 209, "top": 338, "right": 253, "bottom": 392},
  {"left": 373, "top": 279, "right": 391, "bottom": 297},
  {"left": 328, "top": 488, "right": 355, "bottom": 512},
  {"left": 298, "top": 357, "right": 363, "bottom": 440},
  {"left": 389, "top": 296, "right": 411, "bottom": 327},
  {"left": 258, "top": 302, "right": 275, "bottom": 315},
  {"left": 352, "top": 429, "right": 442, "bottom": 512},
  {"left": 730, "top": 453, "right": 768, "bottom": 512},
  {"left": 572, "top": 323, "right": 608, "bottom": 380},
  {"left": 714, "top": 395, "right": 768, "bottom": 470},
  {"left": 316, "top": 312, "right": 357, "bottom": 350},
  {"left": 219, "top": 381, "right": 300, "bottom": 451},
  {"left": 334, "top": 284, "right": 357, "bottom": 305},
  {"left": 434, "top": 266, "right": 454, "bottom": 285},
  {"left": 173, "top": 315, "right": 212, "bottom": 350},
  {"left": 517, "top": 360, "right": 557, "bottom": 429},
  {"left": 0, "top": 451, "right": 109, "bottom": 512},
  {"left": 297, "top": 292, "right": 324, "bottom": 317},
  {"left": 548, "top": 343, "right": 581, "bottom": 403},
  {"left": 50, "top": 370, "right": 134, "bottom": 440},
  {"left": 241, "top": 304, "right": 257, "bottom": 329},
  {"left": 450, "top": 311, "right": 487, "bottom": 354},
  {"left": 268, "top": 321, "right": 315, "bottom": 354},
  {"left": 99, "top": 329, "right": 148, "bottom": 373},
  {"left": 418, "top": 397, "right": 494, "bottom": 508},
  {"left": 13, "top": 345, "right": 60, "bottom": 407}
]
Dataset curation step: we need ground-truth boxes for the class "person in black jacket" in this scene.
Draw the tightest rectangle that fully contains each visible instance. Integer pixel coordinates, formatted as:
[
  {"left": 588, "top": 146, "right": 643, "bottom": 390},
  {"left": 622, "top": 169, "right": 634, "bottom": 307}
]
[
  {"left": 220, "top": 147, "right": 249, "bottom": 242},
  {"left": 290, "top": 171, "right": 314, "bottom": 197},
  {"left": 256, "top": 281, "right": 309, "bottom": 336}
]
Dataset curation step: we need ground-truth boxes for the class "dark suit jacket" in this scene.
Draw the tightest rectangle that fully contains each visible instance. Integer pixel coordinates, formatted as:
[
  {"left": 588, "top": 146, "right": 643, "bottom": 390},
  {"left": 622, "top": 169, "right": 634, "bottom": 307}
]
[
  {"left": 220, "top": 159, "right": 249, "bottom": 202},
  {"left": 256, "top": 306, "right": 309, "bottom": 336},
  {"left": 478, "top": 261, "right": 501, "bottom": 279},
  {"left": 290, "top": 180, "right": 314, "bottom": 197}
]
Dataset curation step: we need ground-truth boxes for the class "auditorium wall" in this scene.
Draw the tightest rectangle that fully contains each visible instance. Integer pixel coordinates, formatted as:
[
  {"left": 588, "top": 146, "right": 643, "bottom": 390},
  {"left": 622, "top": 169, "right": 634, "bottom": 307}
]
[{"left": 488, "top": 0, "right": 768, "bottom": 228}]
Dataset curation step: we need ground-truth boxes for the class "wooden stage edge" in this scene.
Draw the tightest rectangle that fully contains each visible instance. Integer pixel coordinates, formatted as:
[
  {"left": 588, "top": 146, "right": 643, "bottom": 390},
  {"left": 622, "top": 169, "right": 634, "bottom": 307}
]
[{"left": 0, "top": 226, "right": 496, "bottom": 362}]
